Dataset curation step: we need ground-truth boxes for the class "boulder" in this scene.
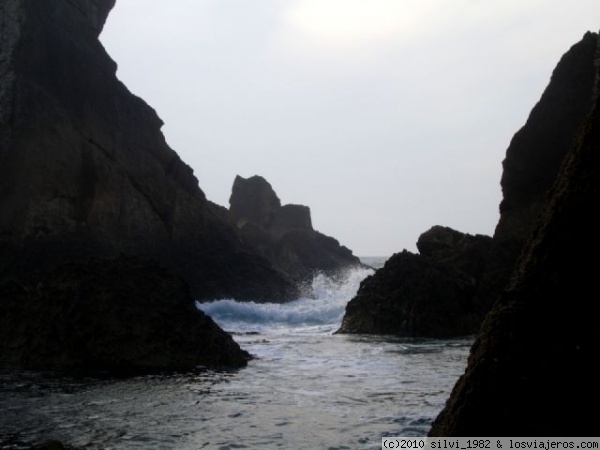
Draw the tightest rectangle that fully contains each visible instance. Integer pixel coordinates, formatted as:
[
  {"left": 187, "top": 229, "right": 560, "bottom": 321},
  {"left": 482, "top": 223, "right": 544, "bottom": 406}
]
[
  {"left": 429, "top": 52, "right": 600, "bottom": 435},
  {"left": 337, "top": 228, "right": 494, "bottom": 337},
  {"left": 0, "top": 256, "right": 250, "bottom": 374}
]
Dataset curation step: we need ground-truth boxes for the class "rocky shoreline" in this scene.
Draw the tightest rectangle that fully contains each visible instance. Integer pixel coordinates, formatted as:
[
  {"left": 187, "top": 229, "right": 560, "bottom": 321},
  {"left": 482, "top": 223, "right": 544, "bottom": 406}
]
[{"left": 337, "top": 31, "right": 600, "bottom": 339}]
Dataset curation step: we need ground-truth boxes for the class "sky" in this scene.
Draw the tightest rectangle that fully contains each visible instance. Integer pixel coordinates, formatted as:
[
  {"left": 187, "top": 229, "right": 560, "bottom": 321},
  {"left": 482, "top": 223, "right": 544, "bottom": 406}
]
[{"left": 99, "top": 1, "right": 600, "bottom": 257}]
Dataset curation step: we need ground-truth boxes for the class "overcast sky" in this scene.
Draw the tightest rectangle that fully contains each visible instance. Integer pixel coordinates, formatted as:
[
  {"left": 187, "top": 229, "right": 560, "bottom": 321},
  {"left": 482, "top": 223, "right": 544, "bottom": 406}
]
[{"left": 100, "top": 1, "right": 600, "bottom": 257}]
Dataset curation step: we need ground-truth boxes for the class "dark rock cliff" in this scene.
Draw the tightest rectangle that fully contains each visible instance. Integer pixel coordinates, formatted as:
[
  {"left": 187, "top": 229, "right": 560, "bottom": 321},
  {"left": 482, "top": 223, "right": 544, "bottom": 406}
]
[
  {"left": 429, "top": 54, "right": 600, "bottom": 436},
  {"left": 494, "top": 30, "right": 600, "bottom": 250},
  {"left": 0, "top": 0, "right": 298, "bottom": 372},
  {"left": 0, "top": 0, "right": 295, "bottom": 302},
  {"left": 336, "top": 31, "right": 600, "bottom": 338},
  {"left": 229, "top": 175, "right": 363, "bottom": 289}
]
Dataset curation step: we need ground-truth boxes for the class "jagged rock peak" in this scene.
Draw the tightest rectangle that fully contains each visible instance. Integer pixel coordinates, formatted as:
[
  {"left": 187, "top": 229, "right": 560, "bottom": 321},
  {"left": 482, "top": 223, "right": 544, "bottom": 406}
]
[
  {"left": 229, "top": 175, "right": 313, "bottom": 231},
  {"left": 229, "top": 175, "right": 283, "bottom": 229},
  {"left": 228, "top": 174, "right": 362, "bottom": 286},
  {"left": 494, "top": 30, "right": 599, "bottom": 246}
]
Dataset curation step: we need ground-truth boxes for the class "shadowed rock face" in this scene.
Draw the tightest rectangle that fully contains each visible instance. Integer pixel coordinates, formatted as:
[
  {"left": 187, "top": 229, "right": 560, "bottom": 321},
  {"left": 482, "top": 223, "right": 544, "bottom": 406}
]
[
  {"left": 0, "top": 256, "right": 250, "bottom": 374},
  {"left": 0, "top": 0, "right": 296, "bottom": 302},
  {"left": 0, "top": 0, "right": 297, "bottom": 373},
  {"left": 337, "top": 31, "right": 600, "bottom": 338},
  {"left": 429, "top": 60, "right": 600, "bottom": 436},
  {"left": 494, "top": 30, "right": 600, "bottom": 250},
  {"left": 229, "top": 175, "right": 363, "bottom": 287},
  {"left": 337, "top": 227, "right": 494, "bottom": 337}
]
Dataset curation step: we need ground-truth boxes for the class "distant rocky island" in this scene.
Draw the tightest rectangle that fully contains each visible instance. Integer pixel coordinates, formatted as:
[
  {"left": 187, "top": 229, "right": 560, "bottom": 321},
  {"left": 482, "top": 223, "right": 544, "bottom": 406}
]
[
  {"left": 0, "top": 0, "right": 359, "bottom": 374},
  {"left": 337, "top": 30, "right": 600, "bottom": 338},
  {"left": 228, "top": 174, "right": 364, "bottom": 292}
]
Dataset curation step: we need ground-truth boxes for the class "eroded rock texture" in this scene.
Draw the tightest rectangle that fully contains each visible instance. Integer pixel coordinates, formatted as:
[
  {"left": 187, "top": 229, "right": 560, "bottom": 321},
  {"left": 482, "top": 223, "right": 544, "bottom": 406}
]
[
  {"left": 229, "top": 175, "right": 363, "bottom": 288},
  {"left": 494, "top": 30, "right": 600, "bottom": 251},
  {"left": 429, "top": 54, "right": 600, "bottom": 436},
  {"left": 0, "top": 0, "right": 296, "bottom": 302},
  {"left": 0, "top": 256, "right": 250, "bottom": 374},
  {"left": 337, "top": 227, "right": 494, "bottom": 337},
  {"left": 0, "top": 0, "right": 293, "bottom": 373},
  {"left": 337, "top": 31, "right": 600, "bottom": 338}
]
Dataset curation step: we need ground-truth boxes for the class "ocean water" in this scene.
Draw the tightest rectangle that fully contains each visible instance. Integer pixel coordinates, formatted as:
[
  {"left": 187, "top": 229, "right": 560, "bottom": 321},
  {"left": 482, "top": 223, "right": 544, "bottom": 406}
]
[{"left": 0, "top": 257, "right": 473, "bottom": 450}]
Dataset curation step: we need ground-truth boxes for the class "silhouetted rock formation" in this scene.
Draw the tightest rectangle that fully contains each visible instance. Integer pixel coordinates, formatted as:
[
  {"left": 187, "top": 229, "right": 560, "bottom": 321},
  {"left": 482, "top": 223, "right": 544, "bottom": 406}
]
[
  {"left": 0, "top": 0, "right": 296, "bottom": 303},
  {"left": 429, "top": 52, "right": 600, "bottom": 435},
  {"left": 337, "top": 227, "right": 494, "bottom": 337},
  {"left": 0, "top": 0, "right": 298, "bottom": 373},
  {"left": 337, "top": 31, "right": 599, "bottom": 338},
  {"left": 494, "top": 30, "right": 600, "bottom": 252},
  {"left": 229, "top": 175, "right": 363, "bottom": 289},
  {"left": 0, "top": 256, "right": 250, "bottom": 374}
]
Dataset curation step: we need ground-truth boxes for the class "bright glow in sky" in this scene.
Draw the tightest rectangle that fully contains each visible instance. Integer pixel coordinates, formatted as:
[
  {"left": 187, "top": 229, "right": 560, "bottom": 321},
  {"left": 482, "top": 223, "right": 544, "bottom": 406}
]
[
  {"left": 100, "top": 1, "right": 600, "bottom": 257},
  {"left": 286, "top": 0, "right": 422, "bottom": 43}
]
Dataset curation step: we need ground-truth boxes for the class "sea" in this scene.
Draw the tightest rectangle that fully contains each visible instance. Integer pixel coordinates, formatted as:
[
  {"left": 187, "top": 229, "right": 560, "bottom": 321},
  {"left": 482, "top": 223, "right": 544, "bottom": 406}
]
[{"left": 0, "top": 257, "right": 473, "bottom": 450}]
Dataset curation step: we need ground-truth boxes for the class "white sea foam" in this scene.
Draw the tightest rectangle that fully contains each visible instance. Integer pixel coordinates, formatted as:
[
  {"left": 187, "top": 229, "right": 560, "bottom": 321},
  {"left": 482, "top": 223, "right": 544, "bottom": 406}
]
[{"left": 196, "top": 266, "right": 374, "bottom": 333}]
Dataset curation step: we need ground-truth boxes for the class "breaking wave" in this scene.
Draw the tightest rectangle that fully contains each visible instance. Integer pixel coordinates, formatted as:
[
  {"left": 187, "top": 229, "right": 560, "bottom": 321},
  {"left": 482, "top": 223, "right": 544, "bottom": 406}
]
[{"left": 196, "top": 266, "right": 374, "bottom": 333}]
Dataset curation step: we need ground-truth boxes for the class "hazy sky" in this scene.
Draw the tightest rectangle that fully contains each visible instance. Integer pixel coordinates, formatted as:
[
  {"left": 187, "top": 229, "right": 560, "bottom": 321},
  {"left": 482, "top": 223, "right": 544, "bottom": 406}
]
[{"left": 100, "top": 1, "right": 600, "bottom": 257}]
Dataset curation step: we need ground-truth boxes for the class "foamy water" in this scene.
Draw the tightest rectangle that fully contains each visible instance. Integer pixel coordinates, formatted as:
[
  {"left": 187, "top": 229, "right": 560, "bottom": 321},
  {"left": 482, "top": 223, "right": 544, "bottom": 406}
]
[
  {"left": 197, "top": 267, "right": 373, "bottom": 334},
  {"left": 0, "top": 258, "right": 473, "bottom": 450}
]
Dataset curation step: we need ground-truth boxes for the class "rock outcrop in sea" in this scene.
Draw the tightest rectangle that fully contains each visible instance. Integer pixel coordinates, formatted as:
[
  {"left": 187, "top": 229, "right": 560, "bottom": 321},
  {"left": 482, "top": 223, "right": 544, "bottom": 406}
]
[
  {"left": 336, "top": 31, "right": 600, "bottom": 338},
  {"left": 338, "top": 227, "right": 495, "bottom": 337},
  {"left": 229, "top": 175, "right": 364, "bottom": 289},
  {"left": 0, "top": 0, "right": 297, "bottom": 372},
  {"left": 429, "top": 39, "right": 600, "bottom": 434},
  {"left": 0, "top": 256, "right": 250, "bottom": 373}
]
